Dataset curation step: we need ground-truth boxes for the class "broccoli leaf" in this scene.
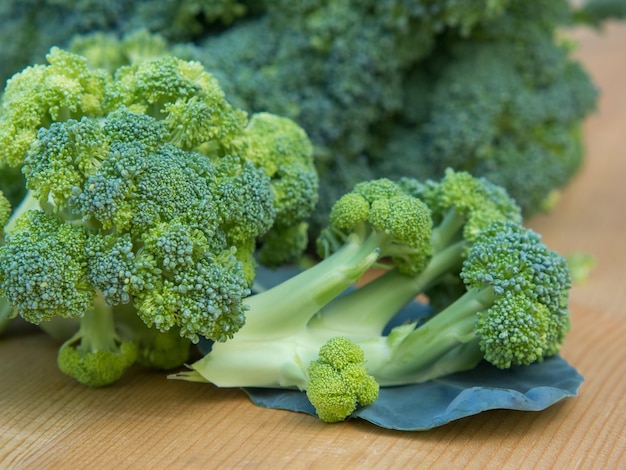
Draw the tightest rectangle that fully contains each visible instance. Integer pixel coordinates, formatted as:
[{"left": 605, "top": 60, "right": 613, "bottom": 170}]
[
  {"left": 243, "top": 354, "right": 582, "bottom": 430},
  {"left": 239, "top": 265, "right": 583, "bottom": 430}
]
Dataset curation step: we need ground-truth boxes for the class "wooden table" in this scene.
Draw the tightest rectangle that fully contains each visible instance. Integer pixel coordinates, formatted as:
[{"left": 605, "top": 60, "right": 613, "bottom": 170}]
[{"left": 1, "top": 24, "right": 625, "bottom": 470}]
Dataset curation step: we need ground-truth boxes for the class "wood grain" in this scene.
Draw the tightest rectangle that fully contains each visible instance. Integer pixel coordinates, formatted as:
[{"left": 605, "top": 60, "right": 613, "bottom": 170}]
[{"left": 1, "top": 23, "right": 625, "bottom": 470}]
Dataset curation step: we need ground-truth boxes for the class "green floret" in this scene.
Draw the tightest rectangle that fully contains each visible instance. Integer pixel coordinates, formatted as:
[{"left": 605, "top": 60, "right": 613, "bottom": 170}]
[
  {"left": 106, "top": 56, "right": 248, "bottom": 153},
  {"left": 23, "top": 117, "right": 108, "bottom": 207},
  {"left": 313, "top": 169, "right": 521, "bottom": 337},
  {"left": 243, "top": 113, "right": 318, "bottom": 266},
  {"left": 377, "top": 0, "right": 598, "bottom": 215},
  {"left": 306, "top": 337, "right": 379, "bottom": 423},
  {"left": 0, "top": 191, "right": 10, "bottom": 230},
  {"left": 381, "top": 221, "right": 572, "bottom": 377},
  {"left": 317, "top": 179, "right": 433, "bottom": 276},
  {"left": 0, "top": 210, "right": 92, "bottom": 323}
]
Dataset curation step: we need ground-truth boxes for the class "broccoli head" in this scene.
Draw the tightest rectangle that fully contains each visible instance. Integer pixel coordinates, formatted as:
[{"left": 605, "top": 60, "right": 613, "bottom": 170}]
[{"left": 0, "top": 48, "right": 315, "bottom": 385}]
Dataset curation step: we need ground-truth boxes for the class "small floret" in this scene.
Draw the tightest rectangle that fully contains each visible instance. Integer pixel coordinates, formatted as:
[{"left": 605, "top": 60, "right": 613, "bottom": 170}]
[
  {"left": 306, "top": 337, "right": 379, "bottom": 423},
  {"left": 0, "top": 210, "right": 92, "bottom": 323},
  {"left": 57, "top": 295, "right": 138, "bottom": 387},
  {"left": 317, "top": 178, "right": 433, "bottom": 276},
  {"left": 0, "top": 47, "right": 109, "bottom": 169}
]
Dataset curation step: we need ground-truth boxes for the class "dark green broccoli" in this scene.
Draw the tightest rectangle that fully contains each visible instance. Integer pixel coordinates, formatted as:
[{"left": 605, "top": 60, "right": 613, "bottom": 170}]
[
  {"left": 0, "top": 0, "right": 253, "bottom": 87},
  {"left": 376, "top": 0, "right": 598, "bottom": 214}
]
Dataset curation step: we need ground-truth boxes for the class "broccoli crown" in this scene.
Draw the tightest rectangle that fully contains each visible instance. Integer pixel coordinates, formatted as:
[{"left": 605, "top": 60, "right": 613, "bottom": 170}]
[
  {"left": 306, "top": 337, "right": 379, "bottom": 423},
  {"left": 1, "top": 108, "right": 277, "bottom": 344},
  {"left": 415, "top": 168, "right": 522, "bottom": 246},
  {"left": 461, "top": 221, "right": 572, "bottom": 368},
  {"left": 2, "top": 48, "right": 317, "bottom": 267},
  {"left": 318, "top": 178, "right": 433, "bottom": 275},
  {"left": 379, "top": 0, "right": 597, "bottom": 215},
  {"left": 70, "top": 112, "right": 273, "bottom": 342}
]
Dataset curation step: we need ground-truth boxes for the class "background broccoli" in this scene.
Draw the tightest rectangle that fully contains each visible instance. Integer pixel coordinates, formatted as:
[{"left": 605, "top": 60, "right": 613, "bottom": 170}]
[
  {"left": 0, "top": 0, "right": 254, "bottom": 87},
  {"left": 1, "top": 0, "right": 618, "bottom": 235}
]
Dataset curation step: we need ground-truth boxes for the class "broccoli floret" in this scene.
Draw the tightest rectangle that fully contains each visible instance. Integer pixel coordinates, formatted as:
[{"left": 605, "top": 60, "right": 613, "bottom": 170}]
[
  {"left": 312, "top": 169, "right": 521, "bottom": 336},
  {"left": 0, "top": 47, "right": 109, "bottom": 168},
  {"left": 0, "top": 191, "right": 10, "bottom": 231},
  {"left": 306, "top": 337, "right": 379, "bottom": 423},
  {"left": 243, "top": 112, "right": 318, "bottom": 266}
]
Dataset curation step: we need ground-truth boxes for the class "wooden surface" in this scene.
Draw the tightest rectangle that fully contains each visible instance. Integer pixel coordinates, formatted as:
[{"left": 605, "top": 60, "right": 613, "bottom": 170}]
[{"left": 1, "top": 24, "right": 625, "bottom": 470}]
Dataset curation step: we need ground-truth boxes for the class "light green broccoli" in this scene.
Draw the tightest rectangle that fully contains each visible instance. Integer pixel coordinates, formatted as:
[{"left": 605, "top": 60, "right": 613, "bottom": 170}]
[
  {"left": 306, "top": 337, "right": 379, "bottom": 423},
  {"left": 0, "top": 49, "right": 315, "bottom": 386}
]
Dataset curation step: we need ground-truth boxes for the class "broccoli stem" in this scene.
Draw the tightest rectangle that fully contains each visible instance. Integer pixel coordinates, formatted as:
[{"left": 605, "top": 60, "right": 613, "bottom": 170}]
[
  {"left": 310, "top": 240, "right": 467, "bottom": 337},
  {"left": 241, "top": 231, "right": 385, "bottom": 338},
  {"left": 430, "top": 208, "right": 465, "bottom": 252},
  {"left": 72, "top": 293, "right": 120, "bottom": 353},
  {"left": 367, "top": 286, "right": 495, "bottom": 385}
]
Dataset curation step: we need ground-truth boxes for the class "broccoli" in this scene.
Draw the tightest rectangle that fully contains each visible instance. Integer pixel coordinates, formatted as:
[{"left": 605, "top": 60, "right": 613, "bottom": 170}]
[
  {"left": 306, "top": 337, "right": 379, "bottom": 423},
  {"left": 177, "top": 215, "right": 571, "bottom": 420},
  {"left": 0, "top": 49, "right": 315, "bottom": 386},
  {"left": 0, "top": 191, "right": 14, "bottom": 335},
  {"left": 0, "top": 0, "right": 253, "bottom": 87},
  {"left": 183, "top": 0, "right": 600, "bottom": 230},
  {"left": 0, "top": 0, "right": 614, "bottom": 226},
  {"left": 0, "top": 191, "right": 9, "bottom": 232},
  {"left": 376, "top": 0, "right": 598, "bottom": 214},
  {"left": 171, "top": 170, "right": 571, "bottom": 422}
]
